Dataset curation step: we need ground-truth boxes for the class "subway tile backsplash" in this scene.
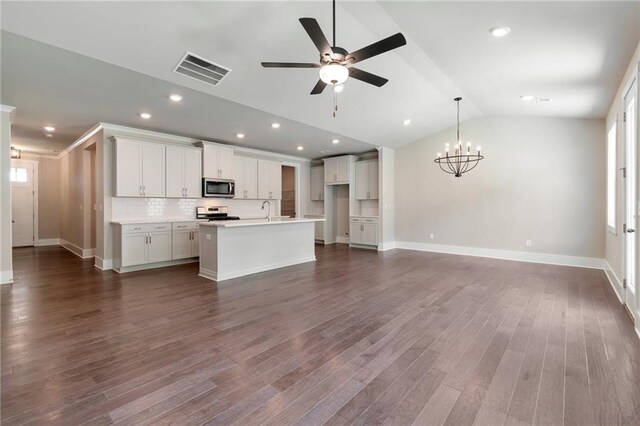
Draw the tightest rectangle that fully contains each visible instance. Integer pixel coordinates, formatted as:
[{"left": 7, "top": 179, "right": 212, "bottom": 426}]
[{"left": 112, "top": 197, "right": 280, "bottom": 220}]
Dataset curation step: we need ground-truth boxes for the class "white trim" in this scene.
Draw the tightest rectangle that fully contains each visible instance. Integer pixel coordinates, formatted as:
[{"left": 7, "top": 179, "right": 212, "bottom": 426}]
[
  {"left": 114, "top": 258, "right": 197, "bottom": 274},
  {"left": 60, "top": 239, "right": 94, "bottom": 259},
  {"left": 604, "top": 260, "right": 624, "bottom": 304},
  {"left": 94, "top": 257, "right": 113, "bottom": 271},
  {"left": 395, "top": 241, "right": 605, "bottom": 269},
  {"left": 57, "top": 124, "right": 102, "bottom": 159},
  {"left": 35, "top": 238, "right": 60, "bottom": 246},
  {"left": 199, "top": 256, "right": 316, "bottom": 282},
  {"left": 335, "top": 236, "right": 350, "bottom": 244},
  {"left": 0, "top": 104, "right": 16, "bottom": 122},
  {"left": 377, "top": 241, "right": 397, "bottom": 251},
  {"left": 0, "top": 270, "right": 14, "bottom": 285}
]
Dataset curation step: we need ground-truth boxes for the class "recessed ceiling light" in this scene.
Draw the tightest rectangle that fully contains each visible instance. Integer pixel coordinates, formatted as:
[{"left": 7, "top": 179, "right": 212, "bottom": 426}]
[
  {"left": 271, "top": 123, "right": 281, "bottom": 129},
  {"left": 140, "top": 112, "right": 152, "bottom": 119},
  {"left": 490, "top": 26, "right": 511, "bottom": 37},
  {"left": 236, "top": 133, "right": 245, "bottom": 139},
  {"left": 403, "top": 119, "right": 411, "bottom": 126},
  {"left": 332, "top": 139, "right": 340, "bottom": 144},
  {"left": 520, "top": 95, "right": 535, "bottom": 102},
  {"left": 43, "top": 126, "right": 55, "bottom": 132},
  {"left": 45, "top": 134, "right": 53, "bottom": 138},
  {"left": 169, "top": 94, "right": 183, "bottom": 102},
  {"left": 297, "top": 146, "right": 304, "bottom": 151}
]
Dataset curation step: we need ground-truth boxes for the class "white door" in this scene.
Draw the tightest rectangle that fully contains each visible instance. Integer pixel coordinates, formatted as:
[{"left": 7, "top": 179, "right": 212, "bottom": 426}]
[
  {"left": 115, "top": 139, "right": 142, "bottom": 196},
  {"left": 165, "top": 146, "right": 184, "bottom": 198},
  {"left": 183, "top": 149, "right": 202, "bottom": 198},
  {"left": 10, "top": 162, "right": 34, "bottom": 247},
  {"left": 141, "top": 143, "right": 165, "bottom": 197},
  {"left": 172, "top": 230, "right": 192, "bottom": 260},
  {"left": 244, "top": 158, "right": 258, "bottom": 199},
  {"left": 147, "top": 231, "right": 172, "bottom": 263},
  {"left": 122, "top": 234, "right": 148, "bottom": 267},
  {"left": 218, "top": 146, "right": 235, "bottom": 179},
  {"left": 623, "top": 79, "right": 638, "bottom": 316}
]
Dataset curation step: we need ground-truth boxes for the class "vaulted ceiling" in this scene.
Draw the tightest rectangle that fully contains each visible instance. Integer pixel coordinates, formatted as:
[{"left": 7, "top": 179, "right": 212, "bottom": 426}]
[{"left": 1, "top": 1, "right": 639, "bottom": 157}]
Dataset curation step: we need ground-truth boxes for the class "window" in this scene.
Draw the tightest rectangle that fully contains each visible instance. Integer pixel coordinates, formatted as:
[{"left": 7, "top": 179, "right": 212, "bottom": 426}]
[
  {"left": 607, "top": 122, "right": 617, "bottom": 232},
  {"left": 9, "top": 167, "right": 27, "bottom": 183}
]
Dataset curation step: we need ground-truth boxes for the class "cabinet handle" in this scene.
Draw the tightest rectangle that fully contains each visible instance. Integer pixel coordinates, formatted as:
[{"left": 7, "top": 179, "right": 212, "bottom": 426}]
[
  {"left": 142, "top": 185, "right": 146, "bottom": 196},
  {"left": 149, "top": 234, "right": 152, "bottom": 244}
]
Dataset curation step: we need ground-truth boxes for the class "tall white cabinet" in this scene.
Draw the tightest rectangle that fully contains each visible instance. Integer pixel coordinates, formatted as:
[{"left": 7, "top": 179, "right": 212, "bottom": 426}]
[
  {"left": 166, "top": 146, "right": 202, "bottom": 198},
  {"left": 114, "top": 138, "right": 166, "bottom": 197},
  {"left": 258, "top": 159, "right": 282, "bottom": 200},
  {"left": 233, "top": 156, "right": 258, "bottom": 199}
]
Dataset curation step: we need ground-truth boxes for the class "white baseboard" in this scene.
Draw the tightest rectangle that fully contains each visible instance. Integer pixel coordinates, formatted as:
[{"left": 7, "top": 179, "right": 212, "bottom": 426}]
[
  {"left": 200, "top": 256, "right": 316, "bottom": 282},
  {"left": 115, "top": 258, "right": 198, "bottom": 274},
  {"left": 603, "top": 260, "right": 624, "bottom": 304},
  {"left": 378, "top": 241, "right": 397, "bottom": 252},
  {"left": 395, "top": 241, "right": 605, "bottom": 269},
  {"left": 0, "top": 270, "right": 13, "bottom": 285},
  {"left": 335, "top": 236, "right": 350, "bottom": 244},
  {"left": 35, "top": 238, "right": 60, "bottom": 247},
  {"left": 94, "top": 257, "right": 113, "bottom": 271},
  {"left": 60, "top": 239, "right": 94, "bottom": 259}
]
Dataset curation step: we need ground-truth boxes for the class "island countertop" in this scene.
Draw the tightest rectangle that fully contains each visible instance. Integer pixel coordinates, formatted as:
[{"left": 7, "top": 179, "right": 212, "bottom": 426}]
[{"left": 199, "top": 217, "right": 325, "bottom": 228}]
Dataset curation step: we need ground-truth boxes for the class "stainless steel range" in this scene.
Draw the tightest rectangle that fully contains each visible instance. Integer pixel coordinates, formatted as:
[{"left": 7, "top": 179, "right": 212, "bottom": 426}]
[{"left": 196, "top": 206, "right": 240, "bottom": 221}]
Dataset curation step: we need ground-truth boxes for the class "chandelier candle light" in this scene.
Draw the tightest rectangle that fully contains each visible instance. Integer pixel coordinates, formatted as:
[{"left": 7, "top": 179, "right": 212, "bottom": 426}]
[{"left": 434, "top": 97, "right": 484, "bottom": 177}]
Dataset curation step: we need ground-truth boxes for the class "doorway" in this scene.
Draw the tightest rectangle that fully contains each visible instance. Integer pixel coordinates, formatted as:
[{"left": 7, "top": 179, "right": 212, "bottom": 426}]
[
  {"left": 623, "top": 78, "right": 638, "bottom": 317},
  {"left": 281, "top": 165, "right": 296, "bottom": 218},
  {"left": 10, "top": 160, "right": 38, "bottom": 247}
]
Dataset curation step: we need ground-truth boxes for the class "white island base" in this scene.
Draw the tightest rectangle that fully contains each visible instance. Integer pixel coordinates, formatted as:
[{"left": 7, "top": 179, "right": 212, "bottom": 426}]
[{"left": 198, "top": 218, "right": 324, "bottom": 282}]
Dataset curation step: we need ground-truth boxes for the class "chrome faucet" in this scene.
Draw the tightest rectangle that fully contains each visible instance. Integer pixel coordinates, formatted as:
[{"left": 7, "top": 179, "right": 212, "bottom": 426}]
[{"left": 261, "top": 200, "right": 272, "bottom": 221}]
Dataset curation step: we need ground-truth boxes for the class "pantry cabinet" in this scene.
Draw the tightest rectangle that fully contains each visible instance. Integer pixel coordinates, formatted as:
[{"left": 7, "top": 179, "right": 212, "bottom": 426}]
[
  {"left": 202, "top": 142, "right": 234, "bottom": 179},
  {"left": 257, "top": 159, "right": 282, "bottom": 200},
  {"left": 355, "top": 160, "right": 379, "bottom": 200},
  {"left": 114, "top": 138, "right": 165, "bottom": 197},
  {"left": 310, "top": 166, "right": 324, "bottom": 200},
  {"left": 233, "top": 156, "right": 258, "bottom": 199},
  {"left": 166, "top": 146, "right": 202, "bottom": 198}
]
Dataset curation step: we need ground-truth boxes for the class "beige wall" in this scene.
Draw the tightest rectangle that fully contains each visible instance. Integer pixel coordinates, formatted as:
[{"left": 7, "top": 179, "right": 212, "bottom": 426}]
[
  {"left": 605, "top": 41, "right": 640, "bottom": 284},
  {"left": 20, "top": 155, "right": 60, "bottom": 240},
  {"left": 1, "top": 108, "right": 14, "bottom": 283},
  {"left": 395, "top": 116, "right": 606, "bottom": 259}
]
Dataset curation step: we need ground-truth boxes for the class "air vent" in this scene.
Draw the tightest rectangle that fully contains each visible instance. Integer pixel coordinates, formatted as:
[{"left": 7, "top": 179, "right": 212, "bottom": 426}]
[{"left": 173, "top": 51, "right": 231, "bottom": 86}]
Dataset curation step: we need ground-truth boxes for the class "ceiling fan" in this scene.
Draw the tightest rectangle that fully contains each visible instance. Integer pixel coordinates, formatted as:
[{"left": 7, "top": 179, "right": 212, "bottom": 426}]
[{"left": 261, "top": 0, "right": 407, "bottom": 95}]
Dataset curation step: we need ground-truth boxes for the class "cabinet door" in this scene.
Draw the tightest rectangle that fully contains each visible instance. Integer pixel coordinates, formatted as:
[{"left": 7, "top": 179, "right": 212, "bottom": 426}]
[
  {"left": 183, "top": 149, "right": 202, "bottom": 198},
  {"left": 310, "top": 166, "right": 324, "bottom": 200},
  {"left": 203, "top": 144, "right": 220, "bottom": 178},
  {"left": 141, "top": 143, "right": 166, "bottom": 197},
  {"left": 355, "top": 161, "right": 368, "bottom": 200},
  {"left": 218, "top": 146, "right": 235, "bottom": 179},
  {"left": 257, "top": 159, "right": 271, "bottom": 199},
  {"left": 115, "top": 139, "right": 142, "bottom": 196},
  {"left": 363, "top": 223, "right": 378, "bottom": 246},
  {"left": 349, "top": 223, "right": 363, "bottom": 244},
  {"left": 336, "top": 156, "right": 349, "bottom": 182},
  {"left": 191, "top": 231, "right": 200, "bottom": 257},
  {"left": 233, "top": 156, "right": 246, "bottom": 198},
  {"left": 368, "top": 161, "right": 379, "bottom": 199},
  {"left": 165, "top": 146, "right": 184, "bottom": 198},
  {"left": 122, "top": 233, "right": 147, "bottom": 266},
  {"left": 244, "top": 158, "right": 258, "bottom": 199},
  {"left": 148, "top": 231, "right": 171, "bottom": 263},
  {"left": 172, "top": 230, "right": 191, "bottom": 260},
  {"left": 270, "top": 161, "right": 282, "bottom": 199},
  {"left": 324, "top": 158, "right": 337, "bottom": 183}
]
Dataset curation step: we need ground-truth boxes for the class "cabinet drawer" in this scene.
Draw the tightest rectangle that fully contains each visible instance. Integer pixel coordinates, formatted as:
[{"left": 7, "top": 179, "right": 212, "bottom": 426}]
[
  {"left": 121, "top": 223, "right": 171, "bottom": 234},
  {"left": 172, "top": 222, "right": 201, "bottom": 231},
  {"left": 350, "top": 217, "right": 378, "bottom": 224}
]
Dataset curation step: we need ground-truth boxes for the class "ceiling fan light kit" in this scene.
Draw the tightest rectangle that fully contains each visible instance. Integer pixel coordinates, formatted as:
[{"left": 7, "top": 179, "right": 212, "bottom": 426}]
[
  {"left": 434, "top": 97, "right": 484, "bottom": 177},
  {"left": 261, "top": 0, "right": 407, "bottom": 116}
]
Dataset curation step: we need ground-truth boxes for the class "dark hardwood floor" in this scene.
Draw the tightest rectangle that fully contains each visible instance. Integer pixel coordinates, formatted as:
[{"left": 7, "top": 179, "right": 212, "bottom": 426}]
[{"left": 2, "top": 245, "right": 639, "bottom": 425}]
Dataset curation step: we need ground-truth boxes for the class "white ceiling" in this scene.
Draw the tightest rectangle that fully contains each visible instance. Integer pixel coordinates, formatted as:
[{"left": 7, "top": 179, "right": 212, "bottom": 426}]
[{"left": 1, "top": 1, "right": 638, "bottom": 157}]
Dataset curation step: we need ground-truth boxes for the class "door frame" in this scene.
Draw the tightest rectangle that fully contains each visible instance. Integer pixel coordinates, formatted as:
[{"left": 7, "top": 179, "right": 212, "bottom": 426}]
[
  {"left": 10, "top": 158, "right": 39, "bottom": 246},
  {"left": 621, "top": 66, "right": 639, "bottom": 322}
]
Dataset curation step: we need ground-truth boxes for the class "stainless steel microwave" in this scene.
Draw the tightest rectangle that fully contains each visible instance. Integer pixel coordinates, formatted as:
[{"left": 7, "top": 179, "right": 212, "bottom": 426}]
[{"left": 202, "top": 178, "right": 235, "bottom": 198}]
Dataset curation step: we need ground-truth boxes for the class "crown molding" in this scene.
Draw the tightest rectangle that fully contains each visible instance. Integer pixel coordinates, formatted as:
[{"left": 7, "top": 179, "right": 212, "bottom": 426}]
[{"left": 0, "top": 105, "right": 16, "bottom": 122}]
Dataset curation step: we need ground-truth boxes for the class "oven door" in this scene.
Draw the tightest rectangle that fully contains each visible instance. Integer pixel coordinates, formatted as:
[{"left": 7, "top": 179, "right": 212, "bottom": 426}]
[{"left": 202, "top": 179, "right": 235, "bottom": 198}]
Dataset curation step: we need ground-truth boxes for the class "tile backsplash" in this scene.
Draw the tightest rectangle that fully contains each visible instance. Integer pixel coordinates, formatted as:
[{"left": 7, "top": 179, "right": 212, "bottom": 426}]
[{"left": 112, "top": 197, "right": 280, "bottom": 220}]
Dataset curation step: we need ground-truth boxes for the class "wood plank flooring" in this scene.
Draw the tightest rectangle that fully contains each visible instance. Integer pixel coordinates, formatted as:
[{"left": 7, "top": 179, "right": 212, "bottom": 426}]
[{"left": 1, "top": 245, "right": 639, "bottom": 425}]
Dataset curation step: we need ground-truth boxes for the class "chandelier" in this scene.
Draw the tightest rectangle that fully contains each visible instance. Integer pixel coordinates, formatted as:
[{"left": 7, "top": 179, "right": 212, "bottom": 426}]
[{"left": 434, "top": 97, "right": 483, "bottom": 177}]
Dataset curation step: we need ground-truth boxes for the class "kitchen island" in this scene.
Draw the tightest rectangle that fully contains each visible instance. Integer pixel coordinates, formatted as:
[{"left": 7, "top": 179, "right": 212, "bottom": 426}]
[{"left": 198, "top": 217, "right": 325, "bottom": 282}]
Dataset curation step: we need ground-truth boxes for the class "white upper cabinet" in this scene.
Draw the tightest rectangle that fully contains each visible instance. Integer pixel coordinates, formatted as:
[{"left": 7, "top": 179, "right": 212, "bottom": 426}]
[
  {"left": 310, "top": 166, "right": 324, "bottom": 201},
  {"left": 258, "top": 159, "right": 282, "bottom": 200},
  {"left": 355, "top": 160, "right": 379, "bottom": 200},
  {"left": 166, "top": 146, "right": 202, "bottom": 198},
  {"left": 233, "top": 156, "right": 258, "bottom": 199},
  {"left": 114, "top": 138, "right": 165, "bottom": 197},
  {"left": 202, "top": 142, "right": 234, "bottom": 179},
  {"left": 323, "top": 156, "right": 351, "bottom": 184}
]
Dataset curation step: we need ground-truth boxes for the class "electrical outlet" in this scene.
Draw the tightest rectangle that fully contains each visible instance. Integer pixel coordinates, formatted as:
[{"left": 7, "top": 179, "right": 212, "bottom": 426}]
[
  {"left": 526, "top": 240, "right": 532, "bottom": 247},
  {"left": 205, "top": 234, "right": 211, "bottom": 241},
  {"left": 429, "top": 233, "right": 435, "bottom": 240}
]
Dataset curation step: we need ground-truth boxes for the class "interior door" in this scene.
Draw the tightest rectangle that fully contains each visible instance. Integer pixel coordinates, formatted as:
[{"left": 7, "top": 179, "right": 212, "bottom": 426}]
[
  {"left": 10, "top": 162, "right": 34, "bottom": 247},
  {"left": 623, "top": 79, "right": 638, "bottom": 316}
]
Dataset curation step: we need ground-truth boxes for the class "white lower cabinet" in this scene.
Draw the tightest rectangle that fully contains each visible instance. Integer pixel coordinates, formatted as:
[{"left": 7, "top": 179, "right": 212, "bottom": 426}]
[
  {"left": 114, "top": 221, "right": 200, "bottom": 272},
  {"left": 349, "top": 217, "right": 378, "bottom": 247}
]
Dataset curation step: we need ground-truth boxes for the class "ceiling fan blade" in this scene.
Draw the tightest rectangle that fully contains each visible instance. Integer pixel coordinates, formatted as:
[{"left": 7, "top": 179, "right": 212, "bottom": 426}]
[
  {"left": 348, "top": 67, "right": 388, "bottom": 87},
  {"left": 299, "top": 18, "right": 333, "bottom": 57},
  {"left": 261, "top": 62, "right": 320, "bottom": 68},
  {"left": 310, "top": 79, "right": 327, "bottom": 95},
  {"left": 346, "top": 33, "right": 407, "bottom": 64}
]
